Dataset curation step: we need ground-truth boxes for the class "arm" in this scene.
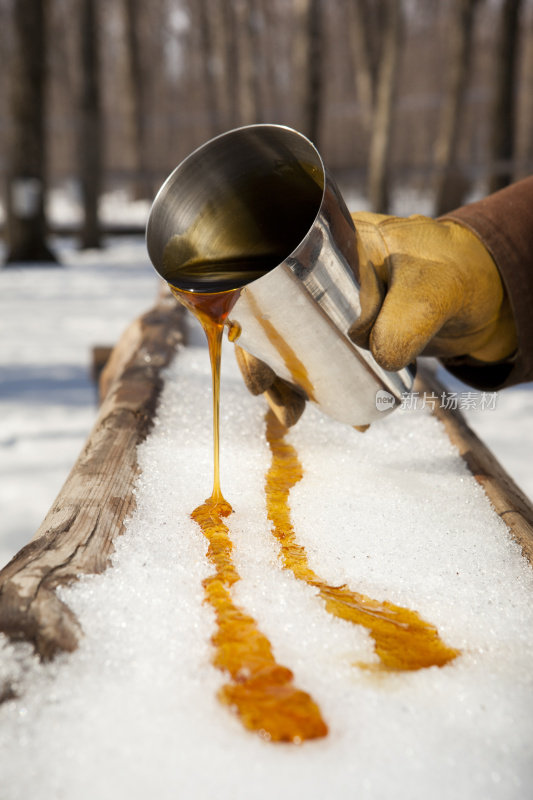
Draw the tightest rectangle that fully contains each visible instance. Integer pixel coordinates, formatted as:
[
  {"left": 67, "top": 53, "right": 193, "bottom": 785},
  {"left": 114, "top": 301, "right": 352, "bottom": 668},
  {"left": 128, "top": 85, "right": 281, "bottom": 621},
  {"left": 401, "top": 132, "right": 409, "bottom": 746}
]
[
  {"left": 237, "top": 177, "right": 533, "bottom": 426},
  {"left": 441, "top": 176, "right": 533, "bottom": 389}
]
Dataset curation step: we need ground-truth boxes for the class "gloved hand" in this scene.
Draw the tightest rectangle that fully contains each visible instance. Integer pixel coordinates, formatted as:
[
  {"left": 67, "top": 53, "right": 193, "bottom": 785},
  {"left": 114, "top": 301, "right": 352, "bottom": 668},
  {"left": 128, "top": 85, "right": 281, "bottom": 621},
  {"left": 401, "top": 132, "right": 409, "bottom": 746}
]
[
  {"left": 235, "top": 212, "right": 517, "bottom": 426},
  {"left": 347, "top": 212, "right": 517, "bottom": 369}
]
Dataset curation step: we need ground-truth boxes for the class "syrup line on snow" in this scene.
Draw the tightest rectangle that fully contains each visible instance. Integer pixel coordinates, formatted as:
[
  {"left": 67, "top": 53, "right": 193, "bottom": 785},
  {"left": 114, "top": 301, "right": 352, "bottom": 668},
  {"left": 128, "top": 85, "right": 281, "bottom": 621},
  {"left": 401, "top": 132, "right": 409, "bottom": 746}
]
[{"left": 264, "top": 410, "right": 460, "bottom": 672}]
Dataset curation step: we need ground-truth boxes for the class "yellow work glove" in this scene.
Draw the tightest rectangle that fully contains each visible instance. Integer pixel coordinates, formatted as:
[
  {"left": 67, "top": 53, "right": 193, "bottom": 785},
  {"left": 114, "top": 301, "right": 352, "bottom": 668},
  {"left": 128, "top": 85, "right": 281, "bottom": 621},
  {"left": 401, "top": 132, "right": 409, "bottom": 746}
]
[
  {"left": 234, "top": 345, "right": 306, "bottom": 428},
  {"left": 236, "top": 212, "right": 517, "bottom": 426},
  {"left": 347, "top": 212, "right": 517, "bottom": 367}
]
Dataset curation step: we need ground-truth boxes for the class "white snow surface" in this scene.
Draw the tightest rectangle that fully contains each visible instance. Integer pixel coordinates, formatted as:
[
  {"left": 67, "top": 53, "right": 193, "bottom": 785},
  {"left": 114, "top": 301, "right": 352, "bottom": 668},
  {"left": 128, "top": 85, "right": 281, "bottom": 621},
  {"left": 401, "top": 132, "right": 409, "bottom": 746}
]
[
  {"left": 0, "top": 236, "right": 159, "bottom": 567},
  {"left": 1, "top": 340, "right": 533, "bottom": 799},
  {"left": 0, "top": 221, "right": 533, "bottom": 799}
]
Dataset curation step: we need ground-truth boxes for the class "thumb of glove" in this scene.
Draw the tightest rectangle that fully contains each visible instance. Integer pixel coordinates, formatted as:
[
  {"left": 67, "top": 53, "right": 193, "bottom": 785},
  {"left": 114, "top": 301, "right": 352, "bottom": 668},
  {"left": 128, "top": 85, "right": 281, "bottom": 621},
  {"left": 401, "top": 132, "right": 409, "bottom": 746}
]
[
  {"left": 348, "top": 259, "right": 386, "bottom": 350},
  {"left": 234, "top": 345, "right": 306, "bottom": 427},
  {"left": 234, "top": 345, "right": 276, "bottom": 395},
  {"left": 361, "top": 253, "right": 460, "bottom": 371}
]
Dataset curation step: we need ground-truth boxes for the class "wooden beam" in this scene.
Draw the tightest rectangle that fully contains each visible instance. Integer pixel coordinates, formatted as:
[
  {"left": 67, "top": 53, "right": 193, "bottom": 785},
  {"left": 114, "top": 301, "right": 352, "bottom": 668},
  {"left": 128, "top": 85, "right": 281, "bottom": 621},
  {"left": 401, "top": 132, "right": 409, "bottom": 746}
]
[
  {"left": 0, "top": 292, "right": 185, "bottom": 660},
  {"left": 1, "top": 300, "right": 531, "bottom": 668}
]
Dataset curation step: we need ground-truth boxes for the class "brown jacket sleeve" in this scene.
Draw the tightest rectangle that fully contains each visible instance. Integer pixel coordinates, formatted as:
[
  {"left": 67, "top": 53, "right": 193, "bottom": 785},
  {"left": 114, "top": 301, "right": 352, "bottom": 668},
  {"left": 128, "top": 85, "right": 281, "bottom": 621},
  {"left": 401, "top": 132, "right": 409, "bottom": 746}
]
[{"left": 441, "top": 176, "right": 533, "bottom": 390}]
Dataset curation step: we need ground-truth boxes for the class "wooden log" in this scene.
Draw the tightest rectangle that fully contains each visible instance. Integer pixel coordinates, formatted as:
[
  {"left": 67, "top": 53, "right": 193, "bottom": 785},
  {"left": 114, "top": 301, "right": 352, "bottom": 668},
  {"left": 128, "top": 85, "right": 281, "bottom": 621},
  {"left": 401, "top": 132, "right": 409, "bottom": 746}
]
[
  {"left": 0, "top": 292, "right": 185, "bottom": 661},
  {"left": 1, "top": 295, "right": 531, "bottom": 668}
]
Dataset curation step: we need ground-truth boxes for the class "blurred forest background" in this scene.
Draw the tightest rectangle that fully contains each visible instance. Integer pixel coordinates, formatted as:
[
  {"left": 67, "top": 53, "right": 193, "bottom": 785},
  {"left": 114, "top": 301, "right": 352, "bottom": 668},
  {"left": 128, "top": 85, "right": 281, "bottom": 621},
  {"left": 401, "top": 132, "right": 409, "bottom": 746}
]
[{"left": 0, "top": 0, "right": 532, "bottom": 261}]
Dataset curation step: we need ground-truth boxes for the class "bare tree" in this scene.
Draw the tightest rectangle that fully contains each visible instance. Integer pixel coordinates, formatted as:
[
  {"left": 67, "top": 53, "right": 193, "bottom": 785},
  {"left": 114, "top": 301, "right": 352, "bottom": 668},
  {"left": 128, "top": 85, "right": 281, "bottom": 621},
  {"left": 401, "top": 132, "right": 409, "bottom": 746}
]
[
  {"left": 304, "top": 0, "right": 324, "bottom": 146},
  {"left": 346, "top": 0, "right": 377, "bottom": 132},
  {"left": 123, "top": 0, "right": 151, "bottom": 199},
  {"left": 2, "top": 0, "right": 532, "bottom": 225},
  {"left": 78, "top": 0, "right": 102, "bottom": 249},
  {"left": 345, "top": 0, "right": 402, "bottom": 212},
  {"left": 235, "top": 0, "right": 264, "bottom": 125},
  {"left": 195, "top": 0, "right": 221, "bottom": 135},
  {"left": 488, "top": 0, "right": 523, "bottom": 193},
  {"left": 4, "top": 0, "right": 56, "bottom": 265},
  {"left": 220, "top": 0, "right": 240, "bottom": 128},
  {"left": 516, "top": 8, "right": 533, "bottom": 179},
  {"left": 433, "top": 0, "right": 478, "bottom": 216},
  {"left": 367, "top": 0, "right": 403, "bottom": 213}
]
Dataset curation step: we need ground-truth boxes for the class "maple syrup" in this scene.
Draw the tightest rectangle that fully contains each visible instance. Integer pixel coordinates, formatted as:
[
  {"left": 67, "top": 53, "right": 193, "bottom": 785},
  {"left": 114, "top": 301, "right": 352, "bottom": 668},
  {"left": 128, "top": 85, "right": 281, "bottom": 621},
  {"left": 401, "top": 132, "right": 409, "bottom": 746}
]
[
  {"left": 192, "top": 495, "right": 327, "bottom": 742},
  {"left": 170, "top": 285, "right": 238, "bottom": 502},
  {"left": 264, "top": 410, "right": 460, "bottom": 672},
  {"left": 227, "top": 321, "right": 242, "bottom": 343},
  {"left": 166, "top": 261, "right": 457, "bottom": 745},
  {"left": 170, "top": 282, "right": 328, "bottom": 743},
  {"left": 163, "top": 252, "right": 277, "bottom": 293}
]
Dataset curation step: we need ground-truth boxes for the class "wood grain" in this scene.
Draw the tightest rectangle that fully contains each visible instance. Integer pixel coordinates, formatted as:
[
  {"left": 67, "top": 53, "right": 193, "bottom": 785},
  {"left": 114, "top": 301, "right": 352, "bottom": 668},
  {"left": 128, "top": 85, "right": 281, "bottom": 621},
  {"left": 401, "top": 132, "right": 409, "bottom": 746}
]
[{"left": 0, "top": 292, "right": 185, "bottom": 660}]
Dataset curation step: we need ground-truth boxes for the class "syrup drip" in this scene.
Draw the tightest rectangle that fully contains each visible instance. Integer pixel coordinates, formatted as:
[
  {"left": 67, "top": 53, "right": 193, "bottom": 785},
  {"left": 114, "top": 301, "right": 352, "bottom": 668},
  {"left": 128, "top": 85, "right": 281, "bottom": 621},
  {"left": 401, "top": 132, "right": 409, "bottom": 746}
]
[
  {"left": 264, "top": 410, "right": 460, "bottom": 671},
  {"left": 171, "top": 284, "right": 328, "bottom": 743},
  {"left": 227, "top": 320, "right": 242, "bottom": 343},
  {"left": 170, "top": 285, "right": 238, "bottom": 501}
]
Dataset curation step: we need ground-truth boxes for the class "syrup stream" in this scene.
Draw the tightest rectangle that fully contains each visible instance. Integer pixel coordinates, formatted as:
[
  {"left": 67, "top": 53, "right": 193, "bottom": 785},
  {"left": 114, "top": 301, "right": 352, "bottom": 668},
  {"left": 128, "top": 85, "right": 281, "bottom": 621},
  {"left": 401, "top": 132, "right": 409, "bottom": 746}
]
[
  {"left": 264, "top": 410, "right": 460, "bottom": 671},
  {"left": 171, "top": 285, "right": 328, "bottom": 743},
  {"left": 168, "top": 272, "right": 458, "bottom": 745}
]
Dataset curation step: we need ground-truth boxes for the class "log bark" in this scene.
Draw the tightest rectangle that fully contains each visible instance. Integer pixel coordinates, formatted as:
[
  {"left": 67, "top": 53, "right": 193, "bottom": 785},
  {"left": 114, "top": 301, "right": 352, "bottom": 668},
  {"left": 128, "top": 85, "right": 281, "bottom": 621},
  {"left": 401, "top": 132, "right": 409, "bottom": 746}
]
[{"left": 0, "top": 292, "right": 185, "bottom": 661}]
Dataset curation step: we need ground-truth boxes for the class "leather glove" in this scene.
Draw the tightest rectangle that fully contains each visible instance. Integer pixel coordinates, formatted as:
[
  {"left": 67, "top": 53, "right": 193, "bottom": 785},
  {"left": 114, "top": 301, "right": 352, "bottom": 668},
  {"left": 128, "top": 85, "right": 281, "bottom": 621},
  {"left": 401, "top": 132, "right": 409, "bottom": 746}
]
[
  {"left": 347, "top": 212, "right": 517, "bottom": 370},
  {"left": 234, "top": 345, "right": 306, "bottom": 428},
  {"left": 235, "top": 212, "right": 517, "bottom": 426}
]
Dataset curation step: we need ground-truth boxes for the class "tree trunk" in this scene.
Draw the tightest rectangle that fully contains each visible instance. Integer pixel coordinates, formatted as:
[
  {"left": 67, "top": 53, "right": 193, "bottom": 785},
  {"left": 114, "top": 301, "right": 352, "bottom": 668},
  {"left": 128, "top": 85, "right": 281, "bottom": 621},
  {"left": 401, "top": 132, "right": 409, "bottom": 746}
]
[
  {"left": 196, "top": 0, "right": 221, "bottom": 136},
  {"left": 220, "top": 0, "right": 240, "bottom": 128},
  {"left": 346, "top": 0, "right": 376, "bottom": 133},
  {"left": 488, "top": 0, "right": 523, "bottom": 194},
  {"left": 367, "top": 0, "right": 402, "bottom": 213},
  {"left": 433, "top": 0, "right": 478, "bottom": 216},
  {"left": 4, "top": 0, "right": 56, "bottom": 265},
  {"left": 515, "top": 10, "right": 533, "bottom": 179},
  {"left": 123, "top": 0, "right": 151, "bottom": 200},
  {"left": 235, "top": 0, "right": 263, "bottom": 125},
  {"left": 79, "top": 0, "right": 102, "bottom": 249},
  {"left": 304, "top": 0, "right": 324, "bottom": 147}
]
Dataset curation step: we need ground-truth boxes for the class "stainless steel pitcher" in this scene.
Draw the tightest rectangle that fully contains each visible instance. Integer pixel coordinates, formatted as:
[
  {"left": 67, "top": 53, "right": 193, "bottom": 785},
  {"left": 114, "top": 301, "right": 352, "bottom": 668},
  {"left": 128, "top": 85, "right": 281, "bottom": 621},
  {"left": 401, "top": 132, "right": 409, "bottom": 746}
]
[{"left": 146, "top": 124, "right": 414, "bottom": 426}]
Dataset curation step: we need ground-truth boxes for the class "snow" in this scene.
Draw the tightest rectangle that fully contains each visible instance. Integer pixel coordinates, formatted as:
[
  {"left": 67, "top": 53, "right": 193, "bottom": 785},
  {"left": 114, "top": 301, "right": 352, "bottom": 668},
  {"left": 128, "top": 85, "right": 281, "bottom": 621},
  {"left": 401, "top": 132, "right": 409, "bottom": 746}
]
[
  {"left": 0, "top": 235, "right": 159, "bottom": 567},
  {"left": 0, "top": 343, "right": 532, "bottom": 800},
  {"left": 1, "top": 191, "right": 532, "bottom": 799}
]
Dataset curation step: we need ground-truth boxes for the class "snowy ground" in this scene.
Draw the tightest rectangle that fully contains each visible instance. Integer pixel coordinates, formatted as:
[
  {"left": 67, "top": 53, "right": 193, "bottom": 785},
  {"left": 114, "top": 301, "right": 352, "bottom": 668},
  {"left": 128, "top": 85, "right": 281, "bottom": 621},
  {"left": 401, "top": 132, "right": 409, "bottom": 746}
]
[
  {"left": 0, "top": 192, "right": 532, "bottom": 798},
  {"left": 1, "top": 342, "right": 532, "bottom": 800},
  {"left": 0, "top": 235, "right": 159, "bottom": 568}
]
